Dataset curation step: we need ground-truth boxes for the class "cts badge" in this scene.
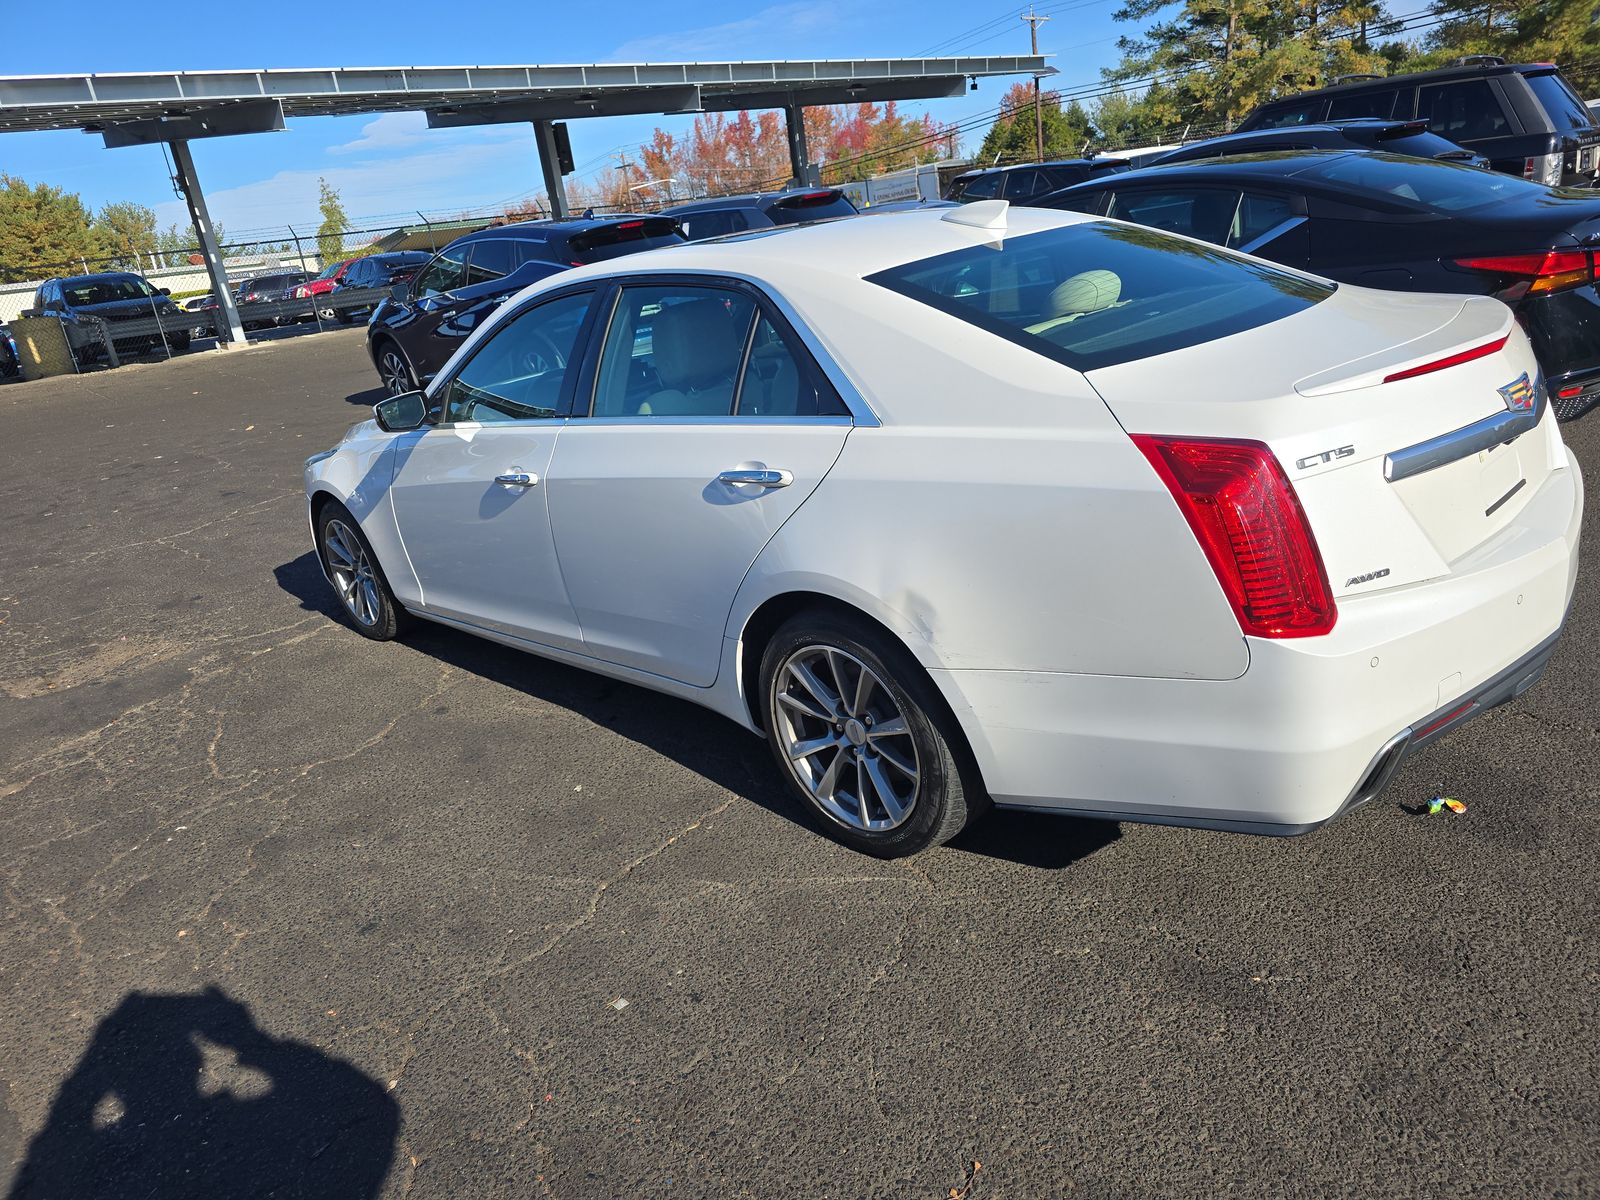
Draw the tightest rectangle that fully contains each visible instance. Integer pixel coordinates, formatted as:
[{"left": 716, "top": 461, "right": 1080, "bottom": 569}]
[
  {"left": 1295, "top": 445, "right": 1355, "bottom": 470},
  {"left": 1498, "top": 373, "right": 1536, "bottom": 413}
]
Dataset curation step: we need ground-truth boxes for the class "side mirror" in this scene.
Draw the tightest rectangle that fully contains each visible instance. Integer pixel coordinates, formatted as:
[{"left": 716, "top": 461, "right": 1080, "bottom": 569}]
[
  {"left": 158, "top": 287, "right": 172, "bottom": 296},
  {"left": 390, "top": 281, "right": 412, "bottom": 302},
  {"left": 373, "top": 390, "right": 428, "bottom": 433}
]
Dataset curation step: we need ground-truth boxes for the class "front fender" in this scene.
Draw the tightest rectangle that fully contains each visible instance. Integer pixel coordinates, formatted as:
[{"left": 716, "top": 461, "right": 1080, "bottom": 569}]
[{"left": 303, "top": 431, "right": 419, "bottom": 604}]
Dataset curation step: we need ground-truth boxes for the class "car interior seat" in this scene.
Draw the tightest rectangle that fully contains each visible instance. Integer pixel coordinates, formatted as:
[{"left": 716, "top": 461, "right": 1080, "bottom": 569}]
[
  {"left": 1025, "top": 269, "right": 1124, "bottom": 336},
  {"left": 640, "top": 299, "right": 743, "bottom": 416}
]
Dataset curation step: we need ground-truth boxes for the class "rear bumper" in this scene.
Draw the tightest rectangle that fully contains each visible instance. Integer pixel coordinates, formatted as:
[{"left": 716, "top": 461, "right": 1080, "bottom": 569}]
[{"left": 932, "top": 454, "right": 1583, "bottom": 833}]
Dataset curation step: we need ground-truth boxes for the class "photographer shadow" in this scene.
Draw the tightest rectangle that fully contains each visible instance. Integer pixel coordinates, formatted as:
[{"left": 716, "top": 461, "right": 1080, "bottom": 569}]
[{"left": 6, "top": 987, "right": 397, "bottom": 1200}]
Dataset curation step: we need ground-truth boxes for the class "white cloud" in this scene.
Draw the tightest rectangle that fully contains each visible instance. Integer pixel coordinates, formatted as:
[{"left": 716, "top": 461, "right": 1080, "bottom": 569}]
[
  {"left": 608, "top": 3, "right": 842, "bottom": 62},
  {"left": 328, "top": 111, "right": 433, "bottom": 157}
]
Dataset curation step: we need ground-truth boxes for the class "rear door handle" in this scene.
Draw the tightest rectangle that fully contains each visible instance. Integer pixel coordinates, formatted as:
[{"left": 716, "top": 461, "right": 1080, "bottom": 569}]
[
  {"left": 717, "top": 468, "right": 793, "bottom": 489},
  {"left": 495, "top": 470, "right": 539, "bottom": 488}
]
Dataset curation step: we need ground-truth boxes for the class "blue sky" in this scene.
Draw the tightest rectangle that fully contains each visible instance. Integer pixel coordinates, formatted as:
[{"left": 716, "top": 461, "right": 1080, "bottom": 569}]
[{"left": 0, "top": 0, "right": 1135, "bottom": 238}]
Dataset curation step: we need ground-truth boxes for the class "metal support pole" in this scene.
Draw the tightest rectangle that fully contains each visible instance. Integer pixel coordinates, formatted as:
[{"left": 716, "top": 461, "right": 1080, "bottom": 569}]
[
  {"left": 168, "top": 140, "right": 246, "bottom": 347},
  {"left": 533, "top": 120, "right": 570, "bottom": 220},
  {"left": 785, "top": 104, "right": 811, "bottom": 187}
]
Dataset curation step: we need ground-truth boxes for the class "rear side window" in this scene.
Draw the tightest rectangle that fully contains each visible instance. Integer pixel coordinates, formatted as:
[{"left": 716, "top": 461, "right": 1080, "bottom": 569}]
[
  {"left": 1003, "top": 169, "right": 1053, "bottom": 198},
  {"left": 1229, "top": 192, "right": 1296, "bottom": 249},
  {"left": 867, "top": 221, "right": 1332, "bottom": 373},
  {"left": 768, "top": 192, "right": 856, "bottom": 225},
  {"left": 1249, "top": 99, "right": 1327, "bottom": 129},
  {"left": 677, "top": 209, "right": 748, "bottom": 241},
  {"left": 954, "top": 173, "right": 1001, "bottom": 201},
  {"left": 1420, "top": 79, "right": 1511, "bottom": 141},
  {"left": 1327, "top": 90, "right": 1399, "bottom": 121},
  {"left": 1309, "top": 151, "right": 1533, "bottom": 211},
  {"left": 465, "top": 239, "right": 519, "bottom": 286},
  {"left": 1525, "top": 72, "right": 1595, "bottom": 132}
]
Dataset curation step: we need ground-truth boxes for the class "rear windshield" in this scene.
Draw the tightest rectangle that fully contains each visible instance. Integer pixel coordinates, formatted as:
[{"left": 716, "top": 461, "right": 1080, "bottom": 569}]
[
  {"left": 570, "top": 219, "right": 684, "bottom": 263},
  {"left": 1307, "top": 150, "right": 1541, "bottom": 210},
  {"left": 768, "top": 192, "right": 857, "bottom": 224},
  {"left": 867, "top": 221, "right": 1332, "bottom": 373},
  {"left": 1526, "top": 71, "right": 1595, "bottom": 132}
]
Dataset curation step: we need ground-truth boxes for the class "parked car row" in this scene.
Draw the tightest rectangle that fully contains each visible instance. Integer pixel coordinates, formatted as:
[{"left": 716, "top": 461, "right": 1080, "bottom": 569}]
[{"left": 307, "top": 200, "right": 1583, "bottom": 859}]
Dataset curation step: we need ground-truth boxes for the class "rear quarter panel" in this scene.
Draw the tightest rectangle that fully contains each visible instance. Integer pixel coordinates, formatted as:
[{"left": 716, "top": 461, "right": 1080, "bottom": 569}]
[{"left": 728, "top": 274, "right": 1249, "bottom": 681}]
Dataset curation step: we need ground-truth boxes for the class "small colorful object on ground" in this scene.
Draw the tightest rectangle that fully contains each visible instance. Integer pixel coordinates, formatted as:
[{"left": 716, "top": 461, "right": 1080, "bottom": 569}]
[{"left": 1426, "top": 795, "right": 1467, "bottom": 815}]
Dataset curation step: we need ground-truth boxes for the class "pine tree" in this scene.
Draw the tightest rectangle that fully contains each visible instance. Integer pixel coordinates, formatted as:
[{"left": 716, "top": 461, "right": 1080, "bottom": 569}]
[{"left": 0, "top": 175, "right": 98, "bottom": 282}]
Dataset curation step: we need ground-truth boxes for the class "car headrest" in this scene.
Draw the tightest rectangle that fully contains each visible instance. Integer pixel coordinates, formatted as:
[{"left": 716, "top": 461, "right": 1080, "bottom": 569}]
[
  {"left": 652, "top": 299, "right": 743, "bottom": 392},
  {"left": 1047, "top": 270, "right": 1122, "bottom": 317}
]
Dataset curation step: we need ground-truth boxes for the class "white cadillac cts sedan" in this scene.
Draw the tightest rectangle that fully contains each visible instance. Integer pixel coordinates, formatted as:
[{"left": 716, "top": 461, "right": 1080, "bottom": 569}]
[{"left": 304, "top": 201, "right": 1583, "bottom": 857}]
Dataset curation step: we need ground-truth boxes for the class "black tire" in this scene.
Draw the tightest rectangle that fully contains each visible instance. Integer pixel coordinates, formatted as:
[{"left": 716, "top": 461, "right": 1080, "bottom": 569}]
[
  {"left": 314, "top": 501, "right": 412, "bottom": 641},
  {"left": 759, "top": 611, "right": 987, "bottom": 857},
  {"left": 334, "top": 308, "right": 354, "bottom": 326},
  {"left": 374, "top": 339, "right": 416, "bottom": 396},
  {"left": 169, "top": 333, "right": 191, "bottom": 354}
]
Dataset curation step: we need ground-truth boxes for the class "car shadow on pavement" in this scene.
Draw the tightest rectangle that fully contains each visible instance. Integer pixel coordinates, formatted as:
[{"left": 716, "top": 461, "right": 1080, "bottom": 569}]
[
  {"left": 274, "top": 550, "right": 1121, "bottom": 872},
  {"left": 5, "top": 986, "right": 398, "bottom": 1200},
  {"left": 344, "top": 384, "right": 386, "bottom": 408}
]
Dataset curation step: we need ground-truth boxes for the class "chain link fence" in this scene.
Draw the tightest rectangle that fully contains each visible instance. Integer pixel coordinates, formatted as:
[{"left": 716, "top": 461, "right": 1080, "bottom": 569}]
[{"left": 0, "top": 216, "right": 535, "bottom": 381}]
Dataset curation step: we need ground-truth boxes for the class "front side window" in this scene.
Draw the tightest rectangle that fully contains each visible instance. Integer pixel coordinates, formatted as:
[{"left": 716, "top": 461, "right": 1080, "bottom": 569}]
[
  {"left": 412, "top": 246, "right": 468, "bottom": 298},
  {"left": 868, "top": 221, "right": 1332, "bottom": 373},
  {"left": 1108, "top": 188, "right": 1241, "bottom": 243},
  {"left": 440, "top": 292, "right": 591, "bottom": 423},
  {"left": 591, "top": 286, "right": 755, "bottom": 418},
  {"left": 1420, "top": 79, "right": 1511, "bottom": 142}
]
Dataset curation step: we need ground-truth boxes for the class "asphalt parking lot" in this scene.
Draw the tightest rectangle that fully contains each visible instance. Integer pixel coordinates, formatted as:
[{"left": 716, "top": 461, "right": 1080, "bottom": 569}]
[{"left": 0, "top": 332, "right": 1596, "bottom": 1199}]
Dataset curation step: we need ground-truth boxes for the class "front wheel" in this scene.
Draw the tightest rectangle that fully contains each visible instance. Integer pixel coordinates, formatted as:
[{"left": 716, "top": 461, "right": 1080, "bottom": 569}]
[
  {"left": 315, "top": 503, "right": 411, "bottom": 641},
  {"left": 376, "top": 342, "right": 415, "bottom": 396},
  {"left": 760, "top": 613, "right": 986, "bottom": 857}
]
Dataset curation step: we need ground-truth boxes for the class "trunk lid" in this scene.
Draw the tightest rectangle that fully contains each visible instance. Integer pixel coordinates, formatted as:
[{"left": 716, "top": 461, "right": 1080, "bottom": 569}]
[{"left": 1086, "top": 285, "right": 1561, "bottom": 597}]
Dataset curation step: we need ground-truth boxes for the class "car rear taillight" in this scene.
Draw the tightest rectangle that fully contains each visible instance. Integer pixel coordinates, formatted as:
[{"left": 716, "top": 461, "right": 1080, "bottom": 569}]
[
  {"left": 1382, "top": 334, "right": 1508, "bottom": 383},
  {"left": 1521, "top": 151, "right": 1564, "bottom": 187},
  {"left": 1455, "top": 251, "right": 1591, "bottom": 295},
  {"left": 293, "top": 285, "right": 307, "bottom": 298},
  {"left": 1132, "top": 435, "right": 1337, "bottom": 639}
]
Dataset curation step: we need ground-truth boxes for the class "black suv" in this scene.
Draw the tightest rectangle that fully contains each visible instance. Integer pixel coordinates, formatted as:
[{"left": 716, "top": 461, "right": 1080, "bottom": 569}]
[
  {"left": 367, "top": 214, "right": 684, "bottom": 394},
  {"left": 324, "top": 252, "right": 430, "bottom": 324},
  {"left": 945, "top": 158, "right": 1132, "bottom": 203},
  {"left": 660, "top": 187, "right": 858, "bottom": 240},
  {"left": 28, "top": 272, "right": 190, "bottom": 363},
  {"left": 1147, "top": 118, "right": 1491, "bottom": 169},
  {"left": 1236, "top": 60, "right": 1600, "bottom": 187}
]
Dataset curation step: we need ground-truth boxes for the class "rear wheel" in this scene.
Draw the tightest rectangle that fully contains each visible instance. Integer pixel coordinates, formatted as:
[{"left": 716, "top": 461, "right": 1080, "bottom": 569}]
[
  {"left": 315, "top": 502, "right": 411, "bottom": 641},
  {"left": 376, "top": 341, "right": 415, "bottom": 395},
  {"left": 760, "top": 613, "right": 985, "bottom": 857}
]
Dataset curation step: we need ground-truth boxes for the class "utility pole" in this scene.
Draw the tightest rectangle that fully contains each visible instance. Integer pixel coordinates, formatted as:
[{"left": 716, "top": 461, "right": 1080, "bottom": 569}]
[
  {"left": 1023, "top": 6, "right": 1051, "bottom": 163},
  {"left": 614, "top": 152, "right": 639, "bottom": 211}
]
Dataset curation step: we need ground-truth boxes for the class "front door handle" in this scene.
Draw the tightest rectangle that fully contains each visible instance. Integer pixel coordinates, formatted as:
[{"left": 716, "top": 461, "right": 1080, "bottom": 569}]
[
  {"left": 495, "top": 470, "right": 539, "bottom": 488},
  {"left": 717, "top": 468, "right": 793, "bottom": 489}
]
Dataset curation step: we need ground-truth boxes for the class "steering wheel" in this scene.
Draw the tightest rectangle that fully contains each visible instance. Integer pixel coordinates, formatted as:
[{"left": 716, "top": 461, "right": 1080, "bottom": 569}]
[{"left": 518, "top": 328, "right": 568, "bottom": 379}]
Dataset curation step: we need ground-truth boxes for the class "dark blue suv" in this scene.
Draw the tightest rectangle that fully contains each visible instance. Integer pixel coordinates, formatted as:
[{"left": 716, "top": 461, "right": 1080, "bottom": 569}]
[
  {"left": 367, "top": 214, "right": 683, "bottom": 395},
  {"left": 660, "top": 187, "right": 858, "bottom": 241}
]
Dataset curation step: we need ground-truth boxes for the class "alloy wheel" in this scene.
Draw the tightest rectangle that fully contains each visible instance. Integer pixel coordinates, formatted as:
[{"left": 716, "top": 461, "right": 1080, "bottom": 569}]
[
  {"left": 379, "top": 349, "right": 412, "bottom": 396},
  {"left": 770, "top": 644, "right": 920, "bottom": 832},
  {"left": 323, "top": 518, "right": 381, "bottom": 627}
]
